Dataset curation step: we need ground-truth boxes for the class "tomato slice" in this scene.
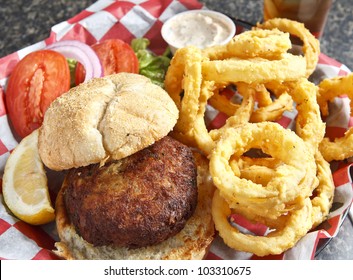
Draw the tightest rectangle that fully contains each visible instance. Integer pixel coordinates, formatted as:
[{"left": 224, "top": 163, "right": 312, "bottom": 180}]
[
  {"left": 5, "top": 50, "right": 70, "bottom": 138},
  {"left": 75, "top": 39, "right": 139, "bottom": 85}
]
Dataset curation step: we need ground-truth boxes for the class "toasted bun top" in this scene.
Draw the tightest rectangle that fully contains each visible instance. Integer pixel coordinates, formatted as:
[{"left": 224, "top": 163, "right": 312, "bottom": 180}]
[
  {"left": 38, "top": 73, "right": 179, "bottom": 171},
  {"left": 54, "top": 151, "right": 215, "bottom": 260}
]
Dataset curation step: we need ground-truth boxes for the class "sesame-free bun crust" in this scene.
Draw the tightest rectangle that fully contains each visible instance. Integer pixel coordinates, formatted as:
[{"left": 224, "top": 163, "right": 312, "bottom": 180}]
[
  {"left": 54, "top": 151, "right": 215, "bottom": 260},
  {"left": 38, "top": 73, "right": 179, "bottom": 171}
]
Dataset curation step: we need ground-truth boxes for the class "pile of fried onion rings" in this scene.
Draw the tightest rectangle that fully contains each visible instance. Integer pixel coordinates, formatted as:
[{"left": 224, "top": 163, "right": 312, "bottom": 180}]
[{"left": 163, "top": 17, "right": 352, "bottom": 257}]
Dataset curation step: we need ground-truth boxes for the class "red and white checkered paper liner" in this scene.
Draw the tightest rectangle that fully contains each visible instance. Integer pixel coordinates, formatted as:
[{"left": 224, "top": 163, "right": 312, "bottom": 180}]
[{"left": 0, "top": 0, "right": 352, "bottom": 260}]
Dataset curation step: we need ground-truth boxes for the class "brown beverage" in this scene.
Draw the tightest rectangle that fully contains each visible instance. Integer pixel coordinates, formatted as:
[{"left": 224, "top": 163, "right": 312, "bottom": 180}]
[{"left": 263, "top": 0, "right": 333, "bottom": 38}]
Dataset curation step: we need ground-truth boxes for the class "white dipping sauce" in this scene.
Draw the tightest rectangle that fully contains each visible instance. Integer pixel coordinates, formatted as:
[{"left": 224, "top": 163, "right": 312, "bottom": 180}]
[{"left": 166, "top": 12, "right": 233, "bottom": 49}]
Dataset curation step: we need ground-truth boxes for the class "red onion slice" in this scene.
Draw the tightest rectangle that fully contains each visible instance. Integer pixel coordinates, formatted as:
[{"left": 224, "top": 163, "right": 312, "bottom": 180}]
[{"left": 45, "top": 40, "right": 102, "bottom": 82}]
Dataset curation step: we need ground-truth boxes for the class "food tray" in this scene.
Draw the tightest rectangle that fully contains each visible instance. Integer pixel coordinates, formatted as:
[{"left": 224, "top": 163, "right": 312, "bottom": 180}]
[{"left": 0, "top": 0, "right": 352, "bottom": 260}]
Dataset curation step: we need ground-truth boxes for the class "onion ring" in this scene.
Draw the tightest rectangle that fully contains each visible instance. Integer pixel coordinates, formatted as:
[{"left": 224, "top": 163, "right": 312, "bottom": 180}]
[
  {"left": 311, "top": 152, "right": 335, "bottom": 228},
  {"left": 193, "top": 82, "right": 255, "bottom": 156},
  {"left": 207, "top": 89, "right": 240, "bottom": 117},
  {"left": 315, "top": 73, "right": 353, "bottom": 161},
  {"left": 286, "top": 79, "right": 325, "bottom": 152},
  {"left": 212, "top": 190, "right": 313, "bottom": 257},
  {"left": 317, "top": 73, "right": 353, "bottom": 117},
  {"left": 202, "top": 53, "right": 306, "bottom": 85},
  {"left": 254, "top": 84, "right": 274, "bottom": 107},
  {"left": 236, "top": 156, "right": 282, "bottom": 185},
  {"left": 202, "top": 28, "right": 292, "bottom": 60},
  {"left": 250, "top": 92, "right": 293, "bottom": 122},
  {"left": 209, "top": 122, "right": 317, "bottom": 219},
  {"left": 209, "top": 84, "right": 294, "bottom": 123},
  {"left": 230, "top": 152, "right": 332, "bottom": 228},
  {"left": 164, "top": 46, "right": 203, "bottom": 145},
  {"left": 289, "top": 79, "right": 325, "bottom": 152},
  {"left": 319, "top": 129, "right": 353, "bottom": 162},
  {"left": 212, "top": 152, "right": 333, "bottom": 257},
  {"left": 256, "top": 18, "right": 320, "bottom": 78}
]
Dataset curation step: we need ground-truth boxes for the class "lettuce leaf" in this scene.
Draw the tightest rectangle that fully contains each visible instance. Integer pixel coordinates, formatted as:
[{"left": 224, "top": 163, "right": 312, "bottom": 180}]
[{"left": 131, "top": 38, "right": 171, "bottom": 88}]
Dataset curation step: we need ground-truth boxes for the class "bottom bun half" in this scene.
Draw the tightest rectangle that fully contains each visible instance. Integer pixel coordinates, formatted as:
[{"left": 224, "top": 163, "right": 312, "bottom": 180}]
[{"left": 54, "top": 151, "right": 215, "bottom": 260}]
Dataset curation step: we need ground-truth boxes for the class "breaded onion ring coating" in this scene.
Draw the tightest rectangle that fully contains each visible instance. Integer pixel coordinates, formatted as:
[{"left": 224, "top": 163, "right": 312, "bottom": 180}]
[
  {"left": 256, "top": 18, "right": 320, "bottom": 78},
  {"left": 249, "top": 92, "right": 293, "bottom": 123},
  {"left": 229, "top": 152, "right": 333, "bottom": 229},
  {"left": 212, "top": 190, "right": 313, "bottom": 257},
  {"left": 164, "top": 46, "right": 203, "bottom": 146},
  {"left": 208, "top": 90, "right": 241, "bottom": 117},
  {"left": 319, "top": 129, "right": 353, "bottom": 162},
  {"left": 201, "top": 53, "right": 306, "bottom": 85},
  {"left": 209, "top": 84, "right": 293, "bottom": 124},
  {"left": 193, "top": 82, "right": 255, "bottom": 156},
  {"left": 265, "top": 78, "right": 325, "bottom": 153},
  {"left": 310, "top": 152, "right": 335, "bottom": 228},
  {"left": 288, "top": 79, "right": 325, "bottom": 152},
  {"left": 202, "top": 28, "right": 292, "bottom": 60},
  {"left": 209, "top": 122, "right": 317, "bottom": 219},
  {"left": 236, "top": 156, "right": 283, "bottom": 186},
  {"left": 317, "top": 73, "right": 353, "bottom": 117},
  {"left": 316, "top": 73, "right": 353, "bottom": 161}
]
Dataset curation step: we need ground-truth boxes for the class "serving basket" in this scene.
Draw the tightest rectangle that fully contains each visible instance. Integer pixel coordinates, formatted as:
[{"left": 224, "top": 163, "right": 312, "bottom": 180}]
[{"left": 0, "top": 0, "right": 352, "bottom": 260}]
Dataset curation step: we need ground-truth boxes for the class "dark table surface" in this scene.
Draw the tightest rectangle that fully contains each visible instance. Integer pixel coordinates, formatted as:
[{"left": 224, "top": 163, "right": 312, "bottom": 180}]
[{"left": 0, "top": 0, "right": 352, "bottom": 260}]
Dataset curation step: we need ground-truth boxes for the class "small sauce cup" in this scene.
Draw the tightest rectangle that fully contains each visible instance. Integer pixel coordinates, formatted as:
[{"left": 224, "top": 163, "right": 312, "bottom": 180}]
[{"left": 161, "top": 9, "right": 236, "bottom": 54}]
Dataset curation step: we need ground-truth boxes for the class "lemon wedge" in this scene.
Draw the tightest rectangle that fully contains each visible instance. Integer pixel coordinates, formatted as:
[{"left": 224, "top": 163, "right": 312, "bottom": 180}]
[{"left": 2, "top": 129, "right": 55, "bottom": 225}]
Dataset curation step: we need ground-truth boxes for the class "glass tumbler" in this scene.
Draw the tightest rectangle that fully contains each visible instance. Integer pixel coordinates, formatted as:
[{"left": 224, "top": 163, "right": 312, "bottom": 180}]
[{"left": 263, "top": 0, "right": 333, "bottom": 39}]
